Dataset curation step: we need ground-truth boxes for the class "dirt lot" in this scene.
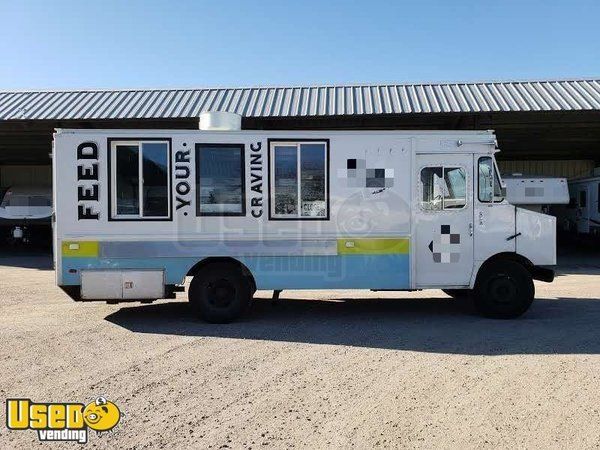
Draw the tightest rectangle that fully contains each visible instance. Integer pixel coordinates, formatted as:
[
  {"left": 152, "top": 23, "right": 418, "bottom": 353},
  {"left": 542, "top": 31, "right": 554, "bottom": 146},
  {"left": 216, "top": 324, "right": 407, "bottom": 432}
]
[{"left": 1, "top": 251, "right": 600, "bottom": 449}]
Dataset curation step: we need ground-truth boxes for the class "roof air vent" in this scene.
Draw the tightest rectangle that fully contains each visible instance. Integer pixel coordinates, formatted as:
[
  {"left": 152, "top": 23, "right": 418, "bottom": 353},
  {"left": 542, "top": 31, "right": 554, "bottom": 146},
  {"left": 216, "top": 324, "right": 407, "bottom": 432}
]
[{"left": 199, "top": 111, "right": 242, "bottom": 131}]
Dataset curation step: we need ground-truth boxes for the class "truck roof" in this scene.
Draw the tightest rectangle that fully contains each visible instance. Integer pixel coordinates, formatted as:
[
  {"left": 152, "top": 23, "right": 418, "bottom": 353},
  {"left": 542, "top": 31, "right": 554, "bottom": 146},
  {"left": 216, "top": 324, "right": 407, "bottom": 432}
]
[{"left": 55, "top": 128, "right": 495, "bottom": 137}]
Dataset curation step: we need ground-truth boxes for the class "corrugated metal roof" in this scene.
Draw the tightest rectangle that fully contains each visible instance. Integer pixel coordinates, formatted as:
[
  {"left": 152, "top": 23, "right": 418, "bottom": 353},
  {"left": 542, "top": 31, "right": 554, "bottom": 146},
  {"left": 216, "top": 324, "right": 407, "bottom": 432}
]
[{"left": 1, "top": 79, "right": 599, "bottom": 121}]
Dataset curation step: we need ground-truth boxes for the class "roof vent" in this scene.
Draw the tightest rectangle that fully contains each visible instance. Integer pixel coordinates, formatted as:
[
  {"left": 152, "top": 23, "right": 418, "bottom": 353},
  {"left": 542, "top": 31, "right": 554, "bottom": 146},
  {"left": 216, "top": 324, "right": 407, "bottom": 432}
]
[{"left": 199, "top": 111, "right": 242, "bottom": 131}]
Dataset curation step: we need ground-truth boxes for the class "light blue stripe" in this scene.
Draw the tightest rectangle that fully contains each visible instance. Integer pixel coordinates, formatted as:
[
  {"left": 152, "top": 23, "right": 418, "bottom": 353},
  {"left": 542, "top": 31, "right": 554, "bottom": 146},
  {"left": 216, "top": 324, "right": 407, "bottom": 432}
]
[
  {"left": 240, "top": 255, "right": 409, "bottom": 289},
  {"left": 62, "top": 254, "right": 410, "bottom": 290}
]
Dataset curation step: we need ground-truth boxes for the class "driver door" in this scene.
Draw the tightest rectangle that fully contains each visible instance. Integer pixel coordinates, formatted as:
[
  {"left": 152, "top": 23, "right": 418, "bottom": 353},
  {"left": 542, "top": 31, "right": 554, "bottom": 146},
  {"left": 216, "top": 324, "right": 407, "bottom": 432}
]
[{"left": 415, "top": 154, "right": 474, "bottom": 287}]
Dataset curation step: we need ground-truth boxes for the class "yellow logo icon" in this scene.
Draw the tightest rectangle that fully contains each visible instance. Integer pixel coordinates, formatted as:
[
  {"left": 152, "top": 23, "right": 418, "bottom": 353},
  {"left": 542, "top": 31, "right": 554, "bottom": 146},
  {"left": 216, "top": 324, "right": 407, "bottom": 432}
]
[
  {"left": 83, "top": 397, "right": 121, "bottom": 432},
  {"left": 6, "top": 396, "right": 122, "bottom": 444}
]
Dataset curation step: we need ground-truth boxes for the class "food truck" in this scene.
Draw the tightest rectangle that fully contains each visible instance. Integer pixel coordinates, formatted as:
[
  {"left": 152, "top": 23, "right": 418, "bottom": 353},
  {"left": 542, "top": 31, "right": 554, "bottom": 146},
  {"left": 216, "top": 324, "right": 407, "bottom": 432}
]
[{"left": 53, "top": 115, "right": 556, "bottom": 322}]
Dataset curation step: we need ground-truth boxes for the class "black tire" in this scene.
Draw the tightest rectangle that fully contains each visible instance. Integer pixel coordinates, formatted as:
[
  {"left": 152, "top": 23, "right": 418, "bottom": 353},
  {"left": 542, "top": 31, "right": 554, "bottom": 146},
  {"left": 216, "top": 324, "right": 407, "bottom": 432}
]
[
  {"left": 442, "top": 289, "right": 472, "bottom": 299},
  {"left": 188, "top": 263, "right": 252, "bottom": 323},
  {"left": 474, "top": 260, "right": 534, "bottom": 319}
]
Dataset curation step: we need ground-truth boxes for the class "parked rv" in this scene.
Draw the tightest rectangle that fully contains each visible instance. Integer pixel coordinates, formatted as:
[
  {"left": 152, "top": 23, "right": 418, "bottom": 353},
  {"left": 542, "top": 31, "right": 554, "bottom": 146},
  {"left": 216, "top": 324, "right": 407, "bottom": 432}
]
[
  {"left": 502, "top": 174, "right": 570, "bottom": 213},
  {"left": 554, "top": 176, "right": 600, "bottom": 235},
  {"left": 0, "top": 185, "right": 52, "bottom": 244},
  {"left": 53, "top": 123, "right": 556, "bottom": 322}
]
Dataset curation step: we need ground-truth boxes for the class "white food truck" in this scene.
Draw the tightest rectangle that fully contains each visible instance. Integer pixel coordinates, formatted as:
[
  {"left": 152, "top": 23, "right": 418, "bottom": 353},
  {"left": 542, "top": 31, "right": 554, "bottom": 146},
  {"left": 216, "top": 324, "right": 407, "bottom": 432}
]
[{"left": 53, "top": 119, "right": 556, "bottom": 322}]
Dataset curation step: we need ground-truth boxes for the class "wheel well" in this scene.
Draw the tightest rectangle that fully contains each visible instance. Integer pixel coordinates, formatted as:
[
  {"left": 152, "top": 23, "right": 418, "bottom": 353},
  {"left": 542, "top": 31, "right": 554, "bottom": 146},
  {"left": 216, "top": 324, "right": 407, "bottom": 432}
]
[
  {"left": 480, "top": 252, "right": 534, "bottom": 271},
  {"left": 475, "top": 252, "right": 535, "bottom": 284},
  {"left": 186, "top": 257, "right": 257, "bottom": 292}
]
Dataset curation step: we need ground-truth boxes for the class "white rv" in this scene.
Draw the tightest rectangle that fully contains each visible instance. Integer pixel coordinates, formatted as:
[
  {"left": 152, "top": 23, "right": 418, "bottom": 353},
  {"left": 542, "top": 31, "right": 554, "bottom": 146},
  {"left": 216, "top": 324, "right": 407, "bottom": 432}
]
[
  {"left": 555, "top": 176, "right": 600, "bottom": 235},
  {"left": 0, "top": 185, "right": 53, "bottom": 242},
  {"left": 502, "top": 175, "right": 570, "bottom": 213},
  {"left": 53, "top": 123, "right": 556, "bottom": 322}
]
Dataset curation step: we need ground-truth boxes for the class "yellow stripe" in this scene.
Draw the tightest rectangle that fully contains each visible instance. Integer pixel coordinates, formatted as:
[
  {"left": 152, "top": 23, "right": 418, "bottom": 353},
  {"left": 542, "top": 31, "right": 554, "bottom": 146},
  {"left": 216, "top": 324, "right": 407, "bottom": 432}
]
[
  {"left": 62, "top": 241, "right": 99, "bottom": 257},
  {"left": 337, "top": 238, "right": 409, "bottom": 255}
]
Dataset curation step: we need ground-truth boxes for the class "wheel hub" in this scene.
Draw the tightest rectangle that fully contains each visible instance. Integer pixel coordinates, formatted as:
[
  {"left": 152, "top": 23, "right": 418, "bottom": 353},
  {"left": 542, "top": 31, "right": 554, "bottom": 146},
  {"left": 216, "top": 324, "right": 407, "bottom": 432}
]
[
  {"left": 206, "top": 279, "right": 236, "bottom": 308},
  {"left": 489, "top": 276, "right": 517, "bottom": 304}
]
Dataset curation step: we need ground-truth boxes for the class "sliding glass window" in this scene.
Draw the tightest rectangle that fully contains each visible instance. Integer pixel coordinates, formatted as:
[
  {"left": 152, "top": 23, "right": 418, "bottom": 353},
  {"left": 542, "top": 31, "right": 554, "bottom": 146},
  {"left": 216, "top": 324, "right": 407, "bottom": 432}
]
[
  {"left": 269, "top": 141, "right": 328, "bottom": 219},
  {"left": 111, "top": 140, "right": 171, "bottom": 220}
]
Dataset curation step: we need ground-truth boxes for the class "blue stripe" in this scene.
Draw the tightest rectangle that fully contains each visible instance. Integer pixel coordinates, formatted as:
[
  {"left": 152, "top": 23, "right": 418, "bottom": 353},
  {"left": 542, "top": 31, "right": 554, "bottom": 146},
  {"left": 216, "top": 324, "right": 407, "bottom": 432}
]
[
  {"left": 62, "top": 254, "right": 410, "bottom": 290},
  {"left": 240, "top": 255, "right": 409, "bottom": 289}
]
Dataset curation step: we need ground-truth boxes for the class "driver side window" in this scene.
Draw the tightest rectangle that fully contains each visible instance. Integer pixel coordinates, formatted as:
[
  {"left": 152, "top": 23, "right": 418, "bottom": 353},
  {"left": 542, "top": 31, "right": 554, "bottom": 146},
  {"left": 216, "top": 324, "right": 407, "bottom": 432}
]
[{"left": 420, "top": 166, "right": 467, "bottom": 211}]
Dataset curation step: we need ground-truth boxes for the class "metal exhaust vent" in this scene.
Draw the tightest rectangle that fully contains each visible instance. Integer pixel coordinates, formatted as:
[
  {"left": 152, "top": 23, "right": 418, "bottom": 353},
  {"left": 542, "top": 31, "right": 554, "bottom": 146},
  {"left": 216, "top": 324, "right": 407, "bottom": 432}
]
[{"left": 199, "top": 111, "right": 242, "bottom": 131}]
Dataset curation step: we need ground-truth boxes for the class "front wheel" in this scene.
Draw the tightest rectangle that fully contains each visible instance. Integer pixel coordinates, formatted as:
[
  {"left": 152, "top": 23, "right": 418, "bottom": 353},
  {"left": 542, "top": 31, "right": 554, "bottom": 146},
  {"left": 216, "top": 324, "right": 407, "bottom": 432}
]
[
  {"left": 188, "top": 263, "right": 252, "bottom": 323},
  {"left": 474, "top": 261, "right": 534, "bottom": 319}
]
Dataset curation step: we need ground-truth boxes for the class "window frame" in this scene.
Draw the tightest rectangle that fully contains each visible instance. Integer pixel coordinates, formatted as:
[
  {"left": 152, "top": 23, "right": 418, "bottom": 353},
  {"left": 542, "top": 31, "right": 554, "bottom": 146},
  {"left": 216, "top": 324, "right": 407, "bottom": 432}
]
[
  {"left": 195, "top": 143, "right": 247, "bottom": 217},
  {"left": 419, "top": 165, "right": 468, "bottom": 212},
  {"left": 477, "top": 156, "right": 504, "bottom": 204},
  {"left": 108, "top": 137, "right": 173, "bottom": 222},
  {"left": 267, "top": 138, "right": 330, "bottom": 221}
]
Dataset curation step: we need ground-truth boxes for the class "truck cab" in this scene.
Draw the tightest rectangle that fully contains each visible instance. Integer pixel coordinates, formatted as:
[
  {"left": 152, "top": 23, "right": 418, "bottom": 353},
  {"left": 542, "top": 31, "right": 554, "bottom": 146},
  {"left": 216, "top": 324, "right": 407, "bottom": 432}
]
[{"left": 414, "top": 144, "right": 555, "bottom": 318}]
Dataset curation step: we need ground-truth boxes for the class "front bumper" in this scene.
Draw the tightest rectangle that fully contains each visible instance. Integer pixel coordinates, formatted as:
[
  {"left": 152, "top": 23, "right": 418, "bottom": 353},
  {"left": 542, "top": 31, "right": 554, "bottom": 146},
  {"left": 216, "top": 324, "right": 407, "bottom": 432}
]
[{"left": 530, "top": 266, "right": 555, "bottom": 283}]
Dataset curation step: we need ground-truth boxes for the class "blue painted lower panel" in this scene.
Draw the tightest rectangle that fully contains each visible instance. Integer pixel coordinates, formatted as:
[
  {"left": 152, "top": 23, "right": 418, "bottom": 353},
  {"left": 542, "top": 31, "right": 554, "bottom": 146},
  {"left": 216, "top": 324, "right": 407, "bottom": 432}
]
[
  {"left": 61, "top": 254, "right": 410, "bottom": 290},
  {"left": 241, "top": 255, "right": 409, "bottom": 289}
]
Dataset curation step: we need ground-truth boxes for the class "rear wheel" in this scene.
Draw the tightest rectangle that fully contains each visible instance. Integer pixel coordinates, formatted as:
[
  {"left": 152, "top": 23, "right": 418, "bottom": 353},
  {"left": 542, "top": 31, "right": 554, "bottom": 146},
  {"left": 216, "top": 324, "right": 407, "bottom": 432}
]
[
  {"left": 188, "top": 263, "right": 252, "bottom": 323},
  {"left": 474, "top": 260, "right": 534, "bottom": 319}
]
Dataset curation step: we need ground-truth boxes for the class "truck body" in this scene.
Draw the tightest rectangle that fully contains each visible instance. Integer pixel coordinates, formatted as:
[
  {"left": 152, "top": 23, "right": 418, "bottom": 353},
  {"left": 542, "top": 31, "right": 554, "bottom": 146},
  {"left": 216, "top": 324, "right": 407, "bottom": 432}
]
[{"left": 53, "top": 128, "right": 556, "bottom": 321}]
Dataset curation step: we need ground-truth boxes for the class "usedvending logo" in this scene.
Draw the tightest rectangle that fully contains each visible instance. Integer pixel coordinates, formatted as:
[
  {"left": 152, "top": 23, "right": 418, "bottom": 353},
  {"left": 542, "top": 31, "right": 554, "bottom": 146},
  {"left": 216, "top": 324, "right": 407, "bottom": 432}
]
[{"left": 6, "top": 396, "right": 121, "bottom": 444}]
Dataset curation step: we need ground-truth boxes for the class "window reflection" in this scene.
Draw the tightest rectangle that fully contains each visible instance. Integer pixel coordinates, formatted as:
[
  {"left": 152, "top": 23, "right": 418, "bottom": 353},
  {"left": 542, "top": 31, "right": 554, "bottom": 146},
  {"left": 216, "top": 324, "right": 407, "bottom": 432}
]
[
  {"left": 274, "top": 145, "right": 298, "bottom": 216},
  {"left": 142, "top": 143, "right": 169, "bottom": 217},
  {"left": 116, "top": 145, "right": 139, "bottom": 215},
  {"left": 197, "top": 145, "right": 244, "bottom": 215}
]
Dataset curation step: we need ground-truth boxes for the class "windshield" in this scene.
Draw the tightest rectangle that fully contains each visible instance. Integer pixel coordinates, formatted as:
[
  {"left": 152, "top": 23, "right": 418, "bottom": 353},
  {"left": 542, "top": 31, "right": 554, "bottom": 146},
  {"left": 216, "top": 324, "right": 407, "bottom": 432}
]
[
  {"left": 0, "top": 190, "right": 51, "bottom": 207},
  {"left": 478, "top": 156, "right": 504, "bottom": 203}
]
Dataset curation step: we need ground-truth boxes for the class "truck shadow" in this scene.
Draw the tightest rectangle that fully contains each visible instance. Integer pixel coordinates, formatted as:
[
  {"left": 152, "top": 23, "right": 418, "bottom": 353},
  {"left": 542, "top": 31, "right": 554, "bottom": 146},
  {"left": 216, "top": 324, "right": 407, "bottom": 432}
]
[
  {"left": 105, "top": 296, "right": 600, "bottom": 355},
  {"left": 0, "top": 254, "right": 53, "bottom": 270}
]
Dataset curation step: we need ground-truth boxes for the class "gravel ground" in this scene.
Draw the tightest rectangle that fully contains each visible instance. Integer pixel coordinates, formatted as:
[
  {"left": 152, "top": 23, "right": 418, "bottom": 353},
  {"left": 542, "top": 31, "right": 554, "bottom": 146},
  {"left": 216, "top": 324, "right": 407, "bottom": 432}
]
[{"left": 1, "top": 253, "right": 600, "bottom": 449}]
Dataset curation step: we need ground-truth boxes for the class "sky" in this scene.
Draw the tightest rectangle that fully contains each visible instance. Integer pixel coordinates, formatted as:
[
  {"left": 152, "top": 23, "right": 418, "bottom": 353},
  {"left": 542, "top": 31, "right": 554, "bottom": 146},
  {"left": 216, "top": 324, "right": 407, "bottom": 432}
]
[{"left": 0, "top": 0, "right": 599, "bottom": 90}]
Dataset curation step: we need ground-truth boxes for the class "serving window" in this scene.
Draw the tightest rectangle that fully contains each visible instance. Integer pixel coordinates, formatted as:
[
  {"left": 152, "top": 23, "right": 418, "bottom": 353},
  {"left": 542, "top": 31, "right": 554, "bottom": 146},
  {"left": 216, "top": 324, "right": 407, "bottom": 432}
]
[
  {"left": 109, "top": 139, "right": 171, "bottom": 220},
  {"left": 269, "top": 140, "right": 329, "bottom": 220},
  {"left": 195, "top": 144, "right": 246, "bottom": 216}
]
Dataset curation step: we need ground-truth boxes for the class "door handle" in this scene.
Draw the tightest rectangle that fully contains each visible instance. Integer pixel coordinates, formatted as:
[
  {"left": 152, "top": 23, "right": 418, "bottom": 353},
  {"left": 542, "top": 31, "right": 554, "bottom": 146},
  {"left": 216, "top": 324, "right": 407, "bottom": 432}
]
[
  {"left": 469, "top": 222, "right": 473, "bottom": 236},
  {"left": 478, "top": 211, "right": 484, "bottom": 225}
]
